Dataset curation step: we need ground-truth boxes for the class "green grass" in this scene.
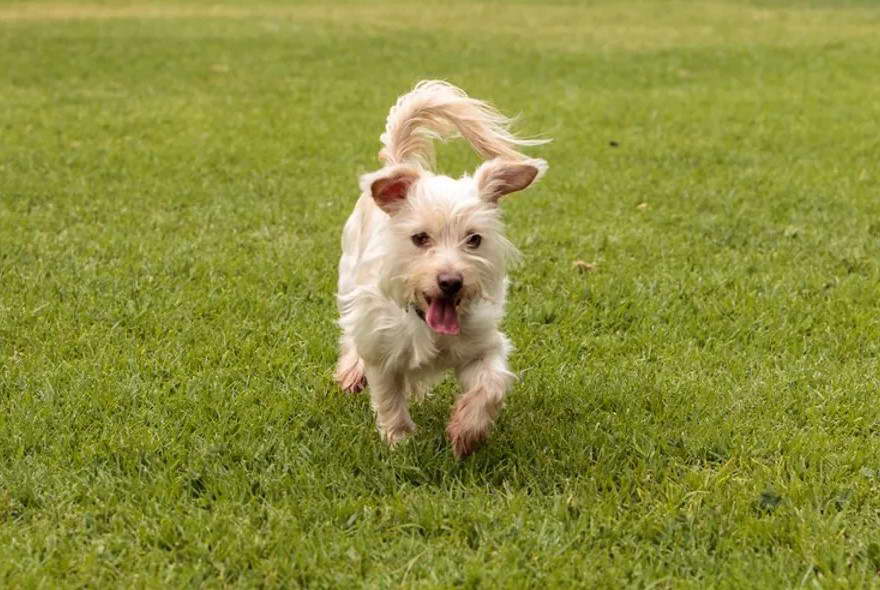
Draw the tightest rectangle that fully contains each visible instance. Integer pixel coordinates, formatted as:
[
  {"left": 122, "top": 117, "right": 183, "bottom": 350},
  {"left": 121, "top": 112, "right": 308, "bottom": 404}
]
[{"left": 2, "top": 0, "right": 880, "bottom": 586}]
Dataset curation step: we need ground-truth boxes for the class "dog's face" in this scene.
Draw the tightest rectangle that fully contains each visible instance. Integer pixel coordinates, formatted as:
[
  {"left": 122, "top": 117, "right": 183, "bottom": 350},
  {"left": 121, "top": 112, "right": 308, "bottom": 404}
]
[{"left": 361, "top": 158, "right": 546, "bottom": 335}]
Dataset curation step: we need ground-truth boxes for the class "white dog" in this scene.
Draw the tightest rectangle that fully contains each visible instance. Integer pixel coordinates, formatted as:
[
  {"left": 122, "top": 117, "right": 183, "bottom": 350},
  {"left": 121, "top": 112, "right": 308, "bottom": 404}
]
[{"left": 334, "top": 81, "right": 548, "bottom": 458}]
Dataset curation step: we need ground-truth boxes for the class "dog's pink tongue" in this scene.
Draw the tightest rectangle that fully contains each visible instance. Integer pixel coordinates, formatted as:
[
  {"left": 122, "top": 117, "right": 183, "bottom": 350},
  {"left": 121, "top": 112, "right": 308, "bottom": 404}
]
[{"left": 426, "top": 298, "right": 460, "bottom": 335}]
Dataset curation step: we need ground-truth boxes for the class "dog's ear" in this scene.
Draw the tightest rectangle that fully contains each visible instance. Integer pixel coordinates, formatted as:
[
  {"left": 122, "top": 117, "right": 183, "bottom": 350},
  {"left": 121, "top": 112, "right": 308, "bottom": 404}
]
[
  {"left": 474, "top": 158, "right": 547, "bottom": 204},
  {"left": 360, "top": 165, "right": 421, "bottom": 215}
]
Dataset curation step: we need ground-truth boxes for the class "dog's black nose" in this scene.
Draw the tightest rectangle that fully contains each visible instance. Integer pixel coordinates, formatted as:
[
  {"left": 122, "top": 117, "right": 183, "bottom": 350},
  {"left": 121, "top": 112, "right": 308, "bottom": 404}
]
[{"left": 437, "top": 272, "right": 463, "bottom": 296}]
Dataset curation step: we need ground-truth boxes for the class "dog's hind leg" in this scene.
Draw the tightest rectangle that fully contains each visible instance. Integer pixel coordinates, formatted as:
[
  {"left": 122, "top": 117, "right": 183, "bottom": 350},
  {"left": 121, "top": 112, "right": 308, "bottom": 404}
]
[
  {"left": 334, "top": 337, "right": 367, "bottom": 394},
  {"left": 364, "top": 365, "right": 416, "bottom": 446},
  {"left": 447, "top": 340, "right": 515, "bottom": 458}
]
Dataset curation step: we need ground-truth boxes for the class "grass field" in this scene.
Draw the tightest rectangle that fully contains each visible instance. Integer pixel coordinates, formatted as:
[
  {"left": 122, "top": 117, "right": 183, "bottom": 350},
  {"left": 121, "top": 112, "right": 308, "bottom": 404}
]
[{"left": 2, "top": 0, "right": 880, "bottom": 586}]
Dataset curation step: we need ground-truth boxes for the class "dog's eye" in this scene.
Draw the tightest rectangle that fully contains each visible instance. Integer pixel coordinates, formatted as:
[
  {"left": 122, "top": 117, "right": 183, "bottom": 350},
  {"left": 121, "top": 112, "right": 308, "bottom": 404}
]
[
  {"left": 411, "top": 232, "right": 431, "bottom": 248},
  {"left": 466, "top": 234, "right": 482, "bottom": 249}
]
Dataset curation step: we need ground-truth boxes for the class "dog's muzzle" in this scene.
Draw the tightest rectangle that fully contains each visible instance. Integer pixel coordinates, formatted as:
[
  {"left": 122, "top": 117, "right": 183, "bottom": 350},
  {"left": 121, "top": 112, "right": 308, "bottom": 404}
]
[{"left": 410, "top": 303, "right": 426, "bottom": 322}]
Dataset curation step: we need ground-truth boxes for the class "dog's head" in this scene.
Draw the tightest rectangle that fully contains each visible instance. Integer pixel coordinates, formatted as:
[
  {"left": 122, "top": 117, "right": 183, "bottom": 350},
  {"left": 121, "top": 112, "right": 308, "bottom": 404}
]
[{"left": 360, "top": 157, "right": 547, "bottom": 335}]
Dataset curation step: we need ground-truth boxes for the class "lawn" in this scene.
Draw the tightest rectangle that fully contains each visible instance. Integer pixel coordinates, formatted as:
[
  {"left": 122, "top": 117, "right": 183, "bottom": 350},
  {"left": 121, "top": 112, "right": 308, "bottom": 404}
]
[{"left": 1, "top": 0, "right": 879, "bottom": 586}]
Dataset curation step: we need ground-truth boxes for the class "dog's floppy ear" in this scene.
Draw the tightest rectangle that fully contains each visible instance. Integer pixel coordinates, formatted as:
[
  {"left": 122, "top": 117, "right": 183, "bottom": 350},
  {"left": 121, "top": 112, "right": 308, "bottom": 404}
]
[
  {"left": 360, "top": 165, "right": 421, "bottom": 215},
  {"left": 474, "top": 158, "right": 548, "bottom": 204}
]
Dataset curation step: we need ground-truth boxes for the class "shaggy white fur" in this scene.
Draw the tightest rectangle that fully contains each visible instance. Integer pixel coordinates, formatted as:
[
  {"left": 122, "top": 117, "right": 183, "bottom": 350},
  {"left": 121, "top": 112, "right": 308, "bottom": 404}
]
[{"left": 335, "top": 80, "right": 548, "bottom": 458}]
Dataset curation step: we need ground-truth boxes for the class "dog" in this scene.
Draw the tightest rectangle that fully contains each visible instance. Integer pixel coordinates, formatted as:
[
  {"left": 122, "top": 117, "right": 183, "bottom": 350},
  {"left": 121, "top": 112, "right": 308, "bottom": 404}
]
[{"left": 334, "top": 80, "right": 548, "bottom": 458}]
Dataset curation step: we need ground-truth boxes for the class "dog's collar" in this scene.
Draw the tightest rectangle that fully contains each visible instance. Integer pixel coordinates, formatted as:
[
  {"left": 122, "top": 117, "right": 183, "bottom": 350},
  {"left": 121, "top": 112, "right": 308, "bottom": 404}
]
[{"left": 409, "top": 303, "right": 426, "bottom": 322}]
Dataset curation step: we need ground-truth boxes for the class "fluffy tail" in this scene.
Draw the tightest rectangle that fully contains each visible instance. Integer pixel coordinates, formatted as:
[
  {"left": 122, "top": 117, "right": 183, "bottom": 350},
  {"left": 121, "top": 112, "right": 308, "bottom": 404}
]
[{"left": 378, "top": 80, "right": 547, "bottom": 169}]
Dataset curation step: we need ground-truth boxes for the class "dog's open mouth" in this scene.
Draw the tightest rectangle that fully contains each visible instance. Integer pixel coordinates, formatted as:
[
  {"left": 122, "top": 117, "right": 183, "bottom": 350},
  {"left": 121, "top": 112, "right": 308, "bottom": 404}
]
[{"left": 424, "top": 295, "right": 461, "bottom": 335}]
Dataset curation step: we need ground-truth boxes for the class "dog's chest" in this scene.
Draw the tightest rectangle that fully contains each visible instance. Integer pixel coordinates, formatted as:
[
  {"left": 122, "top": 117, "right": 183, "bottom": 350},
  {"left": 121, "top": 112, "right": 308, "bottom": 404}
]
[{"left": 403, "top": 317, "right": 477, "bottom": 372}]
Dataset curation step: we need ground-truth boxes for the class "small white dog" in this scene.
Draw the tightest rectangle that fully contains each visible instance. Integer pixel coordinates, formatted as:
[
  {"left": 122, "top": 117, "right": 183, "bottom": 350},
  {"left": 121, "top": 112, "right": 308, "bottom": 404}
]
[{"left": 334, "top": 81, "right": 548, "bottom": 458}]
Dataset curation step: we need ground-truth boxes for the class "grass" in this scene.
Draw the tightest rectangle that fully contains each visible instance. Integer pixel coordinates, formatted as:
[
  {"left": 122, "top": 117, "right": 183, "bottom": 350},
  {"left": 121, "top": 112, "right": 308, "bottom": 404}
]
[{"left": 1, "top": 0, "right": 880, "bottom": 586}]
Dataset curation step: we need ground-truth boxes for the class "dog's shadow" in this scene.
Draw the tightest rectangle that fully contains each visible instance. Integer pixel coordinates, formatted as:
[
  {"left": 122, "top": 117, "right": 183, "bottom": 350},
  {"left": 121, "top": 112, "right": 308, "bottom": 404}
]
[
  {"left": 349, "top": 378, "right": 606, "bottom": 493},
  {"left": 328, "top": 365, "right": 735, "bottom": 499}
]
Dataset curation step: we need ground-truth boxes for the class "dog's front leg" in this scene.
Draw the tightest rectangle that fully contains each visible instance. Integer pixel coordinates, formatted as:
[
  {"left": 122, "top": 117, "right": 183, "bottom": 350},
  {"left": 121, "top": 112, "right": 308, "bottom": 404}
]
[
  {"left": 364, "top": 365, "right": 415, "bottom": 446},
  {"left": 447, "top": 346, "right": 515, "bottom": 458}
]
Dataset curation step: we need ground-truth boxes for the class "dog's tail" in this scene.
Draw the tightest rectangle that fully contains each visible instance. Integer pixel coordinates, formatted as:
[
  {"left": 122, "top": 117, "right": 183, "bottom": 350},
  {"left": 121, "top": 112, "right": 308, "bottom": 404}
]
[{"left": 379, "top": 80, "right": 547, "bottom": 169}]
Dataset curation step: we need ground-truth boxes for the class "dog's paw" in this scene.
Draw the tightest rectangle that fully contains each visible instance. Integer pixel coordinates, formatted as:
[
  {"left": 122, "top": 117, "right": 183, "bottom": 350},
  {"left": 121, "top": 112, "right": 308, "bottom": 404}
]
[
  {"left": 446, "top": 420, "right": 487, "bottom": 459},
  {"left": 340, "top": 370, "right": 367, "bottom": 394},
  {"left": 446, "top": 394, "right": 496, "bottom": 459},
  {"left": 335, "top": 355, "right": 367, "bottom": 394},
  {"left": 380, "top": 419, "right": 416, "bottom": 447}
]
